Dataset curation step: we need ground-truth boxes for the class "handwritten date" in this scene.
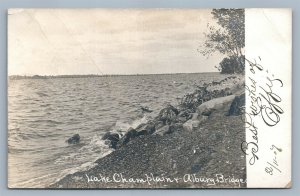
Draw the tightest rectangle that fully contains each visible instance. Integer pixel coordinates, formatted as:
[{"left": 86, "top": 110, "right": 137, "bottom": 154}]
[{"left": 265, "top": 145, "right": 282, "bottom": 175}]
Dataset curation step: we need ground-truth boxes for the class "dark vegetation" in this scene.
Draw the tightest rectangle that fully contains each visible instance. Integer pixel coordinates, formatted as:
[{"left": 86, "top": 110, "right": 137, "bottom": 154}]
[{"left": 199, "top": 9, "right": 245, "bottom": 74}]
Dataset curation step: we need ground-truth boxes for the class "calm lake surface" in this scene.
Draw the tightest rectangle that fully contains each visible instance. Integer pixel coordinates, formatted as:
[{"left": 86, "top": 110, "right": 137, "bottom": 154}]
[{"left": 8, "top": 73, "right": 227, "bottom": 188}]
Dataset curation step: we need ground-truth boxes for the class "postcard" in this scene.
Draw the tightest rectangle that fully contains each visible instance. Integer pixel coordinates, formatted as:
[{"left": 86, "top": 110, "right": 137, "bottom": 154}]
[{"left": 7, "top": 8, "right": 291, "bottom": 188}]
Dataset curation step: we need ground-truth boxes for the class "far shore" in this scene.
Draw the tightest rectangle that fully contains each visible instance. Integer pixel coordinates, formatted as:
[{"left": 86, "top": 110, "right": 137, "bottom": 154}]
[{"left": 8, "top": 72, "right": 221, "bottom": 80}]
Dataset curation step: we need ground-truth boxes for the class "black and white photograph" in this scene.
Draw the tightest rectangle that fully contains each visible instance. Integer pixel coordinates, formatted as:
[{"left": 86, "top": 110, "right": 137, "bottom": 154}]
[{"left": 7, "top": 8, "right": 291, "bottom": 189}]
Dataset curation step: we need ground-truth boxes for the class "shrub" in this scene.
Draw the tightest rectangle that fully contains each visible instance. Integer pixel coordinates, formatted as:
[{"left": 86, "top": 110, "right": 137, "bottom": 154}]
[{"left": 218, "top": 55, "right": 245, "bottom": 74}]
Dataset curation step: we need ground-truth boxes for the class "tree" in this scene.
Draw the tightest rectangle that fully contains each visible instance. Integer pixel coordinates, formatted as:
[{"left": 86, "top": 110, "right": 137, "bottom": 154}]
[
  {"left": 199, "top": 9, "right": 245, "bottom": 74},
  {"left": 219, "top": 55, "right": 245, "bottom": 74}
]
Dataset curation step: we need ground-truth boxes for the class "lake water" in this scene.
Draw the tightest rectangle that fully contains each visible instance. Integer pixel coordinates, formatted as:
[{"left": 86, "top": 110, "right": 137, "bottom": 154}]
[{"left": 8, "top": 73, "right": 227, "bottom": 188}]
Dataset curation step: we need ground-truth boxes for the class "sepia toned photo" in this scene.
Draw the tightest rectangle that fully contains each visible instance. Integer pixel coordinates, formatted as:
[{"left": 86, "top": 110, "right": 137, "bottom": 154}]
[{"left": 7, "top": 8, "right": 291, "bottom": 189}]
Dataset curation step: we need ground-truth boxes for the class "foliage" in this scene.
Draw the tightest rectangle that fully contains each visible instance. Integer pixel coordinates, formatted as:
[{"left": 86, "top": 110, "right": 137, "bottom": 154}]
[
  {"left": 200, "top": 9, "right": 245, "bottom": 74},
  {"left": 218, "top": 55, "right": 245, "bottom": 74}
]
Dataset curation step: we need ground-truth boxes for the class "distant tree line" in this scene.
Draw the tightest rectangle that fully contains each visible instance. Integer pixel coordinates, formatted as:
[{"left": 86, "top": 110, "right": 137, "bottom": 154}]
[
  {"left": 9, "top": 73, "right": 204, "bottom": 80},
  {"left": 200, "top": 9, "right": 245, "bottom": 74}
]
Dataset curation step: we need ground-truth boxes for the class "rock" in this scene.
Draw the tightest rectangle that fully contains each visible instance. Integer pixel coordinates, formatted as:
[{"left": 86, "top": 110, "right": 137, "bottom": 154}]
[
  {"left": 183, "top": 120, "right": 195, "bottom": 131},
  {"left": 183, "top": 120, "right": 200, "bottom": 131},
  {"left": 136, "top": 122, "right": 156, "bottom": 136},
  {"left": 228, "top": 93, "right": 245, "bottom": 116},
  {"left": 206, "top": 76, "right": 243, "bottom": 93},
  {"left": 155, "top": 125, "right": 170, "bottom": 136},
  {"left": 183, "top": 115, "right": 208, "bottom": 131},
  {"left": 102, "top": 132, "right": 119, "bottom": 140},
  {"left": 183, "top": 113, "right": 208, "bottom": 131},
  {"left": 141, "top": 106, "right": 153, "bottom": 113},
  {"left": 201, "top": 110, "right": 212, "bottom": 116},
  {"left": 230, "top": 81, "right": 245, "bottom": 95},
  {"left": 191, "top": 164, "right": 202, "bottom": 173},
  {"left": 180, "top": 87, "right": 209, "bottom": 110},
  {"left": 154, "top": 121, "right": 165, "bottom": 130},
  {"left": 66, "top": 134, "right": 80, "bottom": 144},
  {"left": 102, "top": 132, "right": 120, "bottom": 149},
  {"left": 157, "top": 104, "right": 179, "bottom": 124},
  {"left": 135, "top": 123, "right": 146, "bottom": 130},
  {"left": 179, "top": 76, "right": 244, "bottom": 111},
  {"left": 191, "top": 113, "right": 199, "bottom": 120},
  {"left": 166, "top": 123, "right": 183, "bottom": 135},
  {"left": 176, "top": 110, "right": 193, "bottom": 123},
  {"left": 116, "top": 128, "right": 138, "bottom": 148},
  {"left": 196, "top": 95, "right": 236, "bottom": 117},
  {"left": 176, "top": 116, "right": 187, "bottom": 123},
  {"left": 178, "top": 110, "right": 193, "bottom": 117},
  {"left": 116, "top": 121, "right": 156, "bottom": 149},
  {"left": 104, "top": 138, "right": 122, "bottom": 149},
  {"left": 198, "top": 115, "right": 209, "bottom": 123}
]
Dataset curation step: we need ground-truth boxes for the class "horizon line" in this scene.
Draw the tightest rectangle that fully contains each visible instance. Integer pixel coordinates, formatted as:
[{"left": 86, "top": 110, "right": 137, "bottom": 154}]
[{"left": 8, "top": 71, "right": 220, "bottom": 77}]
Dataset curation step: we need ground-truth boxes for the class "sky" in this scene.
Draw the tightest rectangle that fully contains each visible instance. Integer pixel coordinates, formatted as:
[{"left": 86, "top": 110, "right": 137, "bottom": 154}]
[{"left": 8, "top": 9, "right": 224, "bottom": 76}]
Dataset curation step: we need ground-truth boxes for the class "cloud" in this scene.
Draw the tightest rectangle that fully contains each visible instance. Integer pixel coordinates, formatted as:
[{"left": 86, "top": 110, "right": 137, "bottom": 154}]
[{"left": 8, "top": 9, "right": 222, "bottom": 75}]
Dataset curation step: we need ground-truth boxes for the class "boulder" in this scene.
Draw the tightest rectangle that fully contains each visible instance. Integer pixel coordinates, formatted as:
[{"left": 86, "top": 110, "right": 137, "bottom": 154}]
[
  {"left": 230, "top": 81, "right": 245, "bottom": 95},
  {"left": 102, "top": 132, "right": 119, "bottom": 140},
  {"left": 154, "top": 121, "right": 165, "bottom": 130},
  {"left": 116, "top": 128, "right": 138, "bottom": 148},
  {"left": 141, "top": 106, "right": 153, "bottom": 113},
  {"left": 136, "top": 122, "right": 156, "bottom": 136},
  {"left": 66, "top": 134, "right": 80, "bottom": 144},
  {"left": 155, "top": 125, "right": 170, "bottom": 136},
  {"left": 228, "top": 93, "right": 245, "bottom": 115},
  {"left": 135, "top": 123, "right": 146, "bottom": 130},
  {"left": 176, "top": 116, "right": 188, "bottom": 123},
  {"left": 102, "top": 132, "right": 120, "bottom": 149},
  {"left": 176, "top": 110, "right": 193, "bottom": 123},
  {"left": 198, "top": 115, "right": 209, "bottom": 123},
  {"left": 166, "top": 123, "right": 183, "bottom": 135},
  {"left": 191, "top": 113, "right": 199, "bottom": 120},
  {"left": 196, "top": 95, "right": 236, "bottom": 117},
  {"left": 201, "top": 110, "right": 211, "bottom": 116},
  {"left": 183, "top": 120, "right": 199, "bottom": 131},
  {"left": 157, "top": 104, "right": 179, "bottom": 124},
  {"left": 183, "top": 115, "right": 208, "bottom": 131}
]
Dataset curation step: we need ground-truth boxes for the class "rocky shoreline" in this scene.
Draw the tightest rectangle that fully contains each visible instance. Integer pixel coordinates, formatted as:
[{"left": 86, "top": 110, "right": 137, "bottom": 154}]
[{"left": 50, "top": 75, "right": 246, "bottom": 189}]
